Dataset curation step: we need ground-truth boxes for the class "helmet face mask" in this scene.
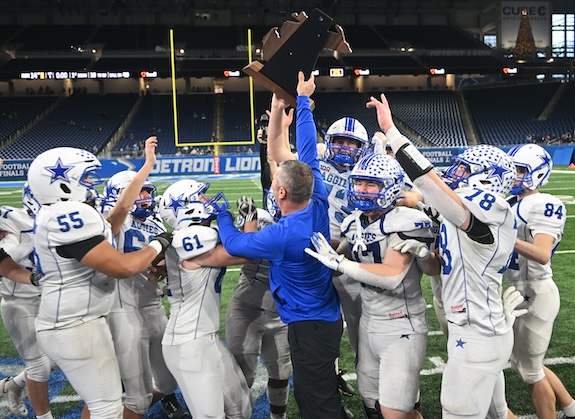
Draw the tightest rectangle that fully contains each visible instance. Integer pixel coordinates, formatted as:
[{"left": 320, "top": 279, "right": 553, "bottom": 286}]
[
  {"left": 324, "top": 117, "right": 369, "bottom": 167},
  {"left": 443, "top": 145, "right": 517, "bottom": 197},
  {"left": 507, "top": 144, "right": 552, "bottom": 195},
  {"left": 22, "top": 182, "right": 41, "bottom": 216},
  {"left": 27, "top": 147, "right": 103, "bottom": 205},
  {"left": 348, "top": 153, "right": 405, "bottom": 213},
  {"left": 159, "top": 179, "right": 229, "bottom": 230}
]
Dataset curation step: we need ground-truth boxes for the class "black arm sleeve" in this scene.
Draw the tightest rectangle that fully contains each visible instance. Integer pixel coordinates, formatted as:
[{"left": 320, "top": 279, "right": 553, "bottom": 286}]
[
  {"left": 0, "top": 248, "right": 10, "bottom": 264},
  {"left": 464, "top": 213, "right": 494, "bottom": 245},
  {"left": 57, "top": 235, "right": 106, "bottom": 261}
]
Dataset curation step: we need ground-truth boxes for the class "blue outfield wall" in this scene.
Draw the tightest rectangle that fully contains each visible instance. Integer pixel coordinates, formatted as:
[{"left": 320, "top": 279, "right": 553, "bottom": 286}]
[{"left": 2, "top": 146, "right": 573, "bottom": 182}]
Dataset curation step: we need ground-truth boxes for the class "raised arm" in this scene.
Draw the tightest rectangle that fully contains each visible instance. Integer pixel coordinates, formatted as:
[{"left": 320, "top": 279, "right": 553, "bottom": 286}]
[
  {"left": 367, "top": 94, "right": 471, "bottom": 230},
  {"left": 266, "top": 95, "right": 295, "bottom": 165},
  {"left": 107, "top": 136, "right": 158, "bottom": 235}
]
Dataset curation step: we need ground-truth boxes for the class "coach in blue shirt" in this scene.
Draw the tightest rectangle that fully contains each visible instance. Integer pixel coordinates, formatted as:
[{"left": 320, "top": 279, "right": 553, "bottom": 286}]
[{"left": 216, "top": 72, "right": 345, "bottom": 419}]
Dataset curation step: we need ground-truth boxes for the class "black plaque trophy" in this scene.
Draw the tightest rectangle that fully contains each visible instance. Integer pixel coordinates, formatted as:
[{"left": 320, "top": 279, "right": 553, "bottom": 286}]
[{"left": 243, "top": 9, "right": 352, "bottom": 108}]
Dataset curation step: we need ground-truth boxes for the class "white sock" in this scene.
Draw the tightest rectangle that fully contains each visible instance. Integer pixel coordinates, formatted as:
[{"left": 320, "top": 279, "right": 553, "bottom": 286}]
[
  {"left": 12, "top": 371, "right": 27, "bottom": 389},
  {"left": 563, "top": 400, "right": 575, "bottom": 417},
  {"left": 37, "top": 412, "right": 54, "bottom": 419}
]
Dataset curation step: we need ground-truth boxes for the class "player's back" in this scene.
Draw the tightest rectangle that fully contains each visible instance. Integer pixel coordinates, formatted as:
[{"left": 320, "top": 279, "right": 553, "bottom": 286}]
[
  {"left": 440, "top": 187, "right": 517, "bottom": 336},
  {"left": 35, "top": 201, "right": 115, "bottom": 330},
  {"left": 163, "top": 225, "right": 225, "bottom": 345},
  {"left": 506, "top": 192, "right": 566, "bottom": 283},
  {"left": 0, "top": 206, "right": 38, "bottom": 298}
]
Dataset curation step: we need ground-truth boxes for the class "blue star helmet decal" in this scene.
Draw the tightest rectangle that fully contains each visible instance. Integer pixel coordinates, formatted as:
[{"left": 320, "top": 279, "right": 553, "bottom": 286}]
[
  {"left": 165, "top": 193, "right": 186, "bottom": 217},
  {"left": 44, "top": 158, "right": 73, "bottom": 184},
  {"left": 487, "top": 161, "right": 511, "bottom": 183}
]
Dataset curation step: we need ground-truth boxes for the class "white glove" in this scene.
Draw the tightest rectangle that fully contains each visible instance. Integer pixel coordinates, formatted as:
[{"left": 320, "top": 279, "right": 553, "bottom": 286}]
[
  {"left": 502, "top": 286, "right": 528, "bottom": 318},
  {"left": 305, "top": 232, "right": 346, "bottom": 271},
  {"left": 391, "top": 239, "right": 430, "bottom": 260}
]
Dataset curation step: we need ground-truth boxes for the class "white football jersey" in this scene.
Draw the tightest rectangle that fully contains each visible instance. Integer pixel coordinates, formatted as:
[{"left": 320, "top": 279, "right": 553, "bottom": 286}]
[
  {"left": 320, "top": 160, "right": 351, "bottom": 240},
  {"left": 34, "top": 202, "right": 115, "bottom": 331},
  {"left": 162, "top": 225, "right": 225, "bottom": 346},
  {"left": 0, "top": 206, "right": 38, "bottom": 298},
  {"left": 341, "top": 206, "right": 433, "bottom": 334},
  {"left": 111, "top": 214, "right": 166, "bottom": 309},
  {"left": 439, "top": 187, "right": 517, "bottom": 336},
  {"left": 505, "top": 193, "right": 566, "bottom": 283}
]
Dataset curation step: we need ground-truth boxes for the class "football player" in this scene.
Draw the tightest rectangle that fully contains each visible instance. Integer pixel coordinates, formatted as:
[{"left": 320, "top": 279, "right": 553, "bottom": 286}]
[
  {"left": 367, "top": 93, "right": 519, "bottom": 419},
  {"left": 505, "top": 144, "right": 575, "bottom": 419},
  {"left": 158, "top": 179, "right": 252, "bottom": 419},
  {"left": 27, "top": 147, "right": 172, "bottom": 419},
  {"left": 0, "top": 186, "right": 53, "bottom": 419},
  {"left": 102, "top": 137, "right": 189, "bottom": 419},
  {"left": 321, "top": 116, "right": 371, "bottom": 397},
  {"left": 306, "top": 152, "right": 434, "bottom": 419}
]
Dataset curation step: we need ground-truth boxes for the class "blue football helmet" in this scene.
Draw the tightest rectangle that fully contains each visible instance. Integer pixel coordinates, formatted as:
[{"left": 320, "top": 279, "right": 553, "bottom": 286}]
[
  {"left": 103, "top": 170, "right": 157, "bottom": 218},
  {"left": 324, "top": 117, "right": 369, "bottom": 167},
  {"left": 444, "top": 145, "right": 516, "bottom": 197},
  {"left": 507, "top": 143, "right": 552, "bottom": 195},
  {"left": 348, "top": 152, "right": 405, "bottom": 212}
]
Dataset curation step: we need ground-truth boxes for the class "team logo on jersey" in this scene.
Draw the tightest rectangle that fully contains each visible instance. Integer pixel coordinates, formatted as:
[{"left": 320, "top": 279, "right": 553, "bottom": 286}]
[
  {"left": 164, "top": 193, "right": 187, "bottom": 216},
  {"left": 44, "top": 158, "right": 73, "bottom": 184}
]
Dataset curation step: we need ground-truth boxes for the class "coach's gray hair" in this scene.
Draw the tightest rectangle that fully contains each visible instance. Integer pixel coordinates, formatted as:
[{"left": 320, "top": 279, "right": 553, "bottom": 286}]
[{"left": 276, "top": 160, "right": 314, "bottom": 204}]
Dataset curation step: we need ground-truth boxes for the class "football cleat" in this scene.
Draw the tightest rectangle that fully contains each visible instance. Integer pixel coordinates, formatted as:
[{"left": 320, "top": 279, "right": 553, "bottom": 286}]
[{"left": 0, "top": 377, "right": 28, "bottom": 417}]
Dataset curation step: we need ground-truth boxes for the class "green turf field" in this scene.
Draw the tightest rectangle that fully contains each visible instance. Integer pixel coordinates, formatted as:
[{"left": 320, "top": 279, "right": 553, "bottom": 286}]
[{"left": 0, "top": 169, "right": 574, "bottom": 418}]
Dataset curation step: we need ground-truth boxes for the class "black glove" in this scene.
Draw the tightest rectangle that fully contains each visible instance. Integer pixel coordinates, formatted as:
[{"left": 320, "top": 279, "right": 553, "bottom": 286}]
[
  {"left": 236, "top": 196, "right": 257, "bottom": 223},
  {"left": 30, "top": 271, "right": 42, "bottom": 287},
  {"left": 150, "top": 232, "right": 173, "bottom": 253}
]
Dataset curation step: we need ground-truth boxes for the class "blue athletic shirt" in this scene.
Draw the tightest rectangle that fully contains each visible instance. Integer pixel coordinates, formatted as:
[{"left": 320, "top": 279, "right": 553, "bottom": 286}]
[{"left": 217, "top": 95, "right": 341, "bottom": 324}]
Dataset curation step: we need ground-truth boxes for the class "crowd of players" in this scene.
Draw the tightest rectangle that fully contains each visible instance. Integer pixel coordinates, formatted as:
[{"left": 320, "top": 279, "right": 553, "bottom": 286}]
[{"left": 0, "top": 71, "right": 572, "bottom": 419}]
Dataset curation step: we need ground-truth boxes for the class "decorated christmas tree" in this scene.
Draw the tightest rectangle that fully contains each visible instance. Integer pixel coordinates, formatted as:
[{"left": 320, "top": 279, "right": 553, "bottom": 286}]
[{"left": 513, "top": 8, "right": 536, "bottom": 58}]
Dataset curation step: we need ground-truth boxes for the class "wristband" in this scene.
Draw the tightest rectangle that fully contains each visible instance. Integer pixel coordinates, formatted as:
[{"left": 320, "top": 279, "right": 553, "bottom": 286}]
[{"left": 148, "top": 240, "right": 163, "bottom": 255}]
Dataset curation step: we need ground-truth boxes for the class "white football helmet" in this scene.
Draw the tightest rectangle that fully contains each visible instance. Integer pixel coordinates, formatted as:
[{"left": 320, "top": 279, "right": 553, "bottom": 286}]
[
  {"left": 324, "top": 117, "right": 369, "bottom": 167},
  {"left": 348, "top": 152, "right": 405, "bottom": 212},
  {"left": 27, "top": 147, "right": 102, "bottom": 205},
  {"left": 159, "top": 179, "right": 229, "bottom": 230},
  {"left": 22, "top": 182, "right": 41, "bottom": 216},
  {"left": 444, "top": 145, "right": 516, "bottom": 197},
  {"left": 102, "top": 170, "right": 157, "bottom": 218},
  {"left": 507, "top": 143, "right": 552, "bottom": 195}
]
